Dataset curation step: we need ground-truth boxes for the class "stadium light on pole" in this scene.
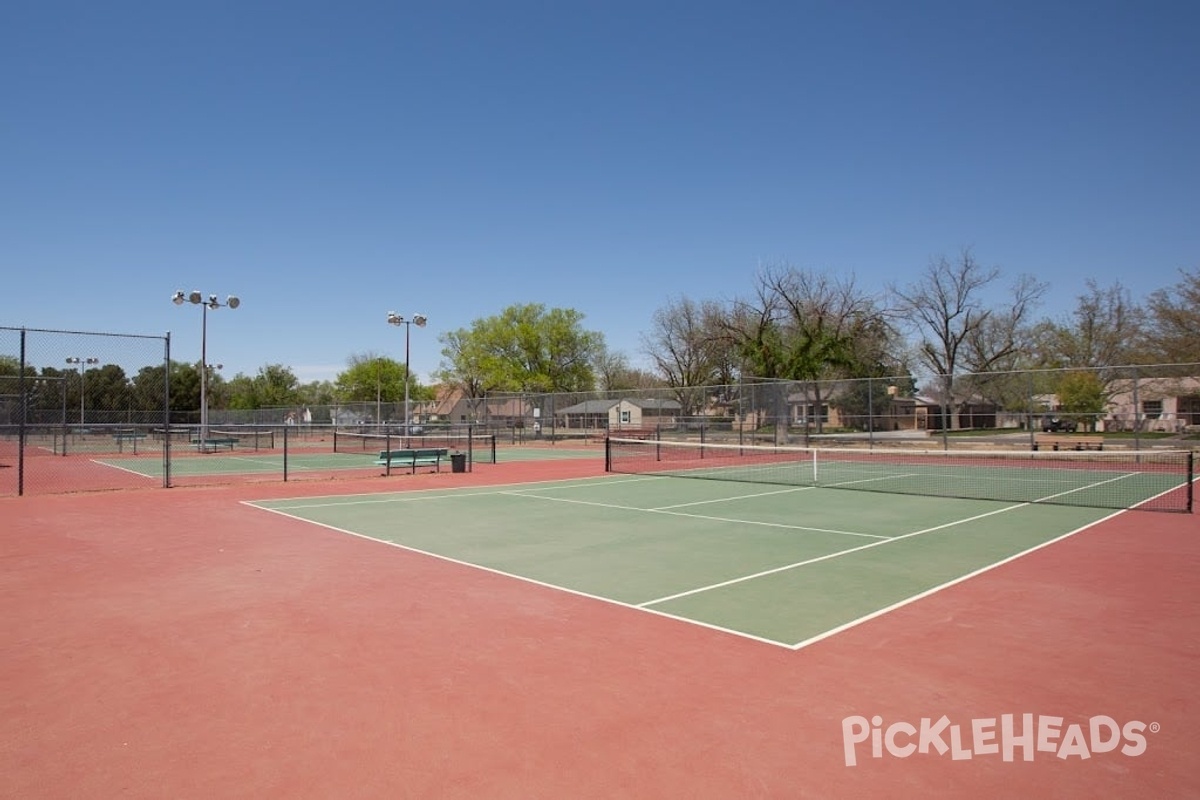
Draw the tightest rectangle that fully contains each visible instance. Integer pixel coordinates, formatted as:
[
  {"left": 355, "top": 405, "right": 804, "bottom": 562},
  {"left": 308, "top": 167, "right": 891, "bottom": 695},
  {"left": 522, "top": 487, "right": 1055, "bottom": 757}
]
[
  {"left": 173, "top": 290, "right": 239, "bottom": 450},
  {"left": 65, "top": 356, "right": 99, "bottom": 424},
  {"left": 386, "top": 312, "right": 427, "bottom": 431}
]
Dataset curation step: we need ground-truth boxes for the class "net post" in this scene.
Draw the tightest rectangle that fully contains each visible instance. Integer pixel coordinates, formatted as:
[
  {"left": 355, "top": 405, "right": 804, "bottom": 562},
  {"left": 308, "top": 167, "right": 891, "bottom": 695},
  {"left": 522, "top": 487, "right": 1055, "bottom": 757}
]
[
  {"left": 1188, "top": 451, "right": 1194, "bottom": 514},
  {"left": 604, "top": 437, "right": 612, "bottom": 472},
  {"left": 384, "top": 427, "right": 392, "bottom": 476}
]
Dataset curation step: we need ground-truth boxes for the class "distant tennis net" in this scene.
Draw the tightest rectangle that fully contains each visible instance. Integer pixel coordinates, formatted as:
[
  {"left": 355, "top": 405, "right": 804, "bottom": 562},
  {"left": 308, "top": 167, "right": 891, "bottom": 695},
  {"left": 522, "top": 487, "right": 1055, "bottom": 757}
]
[
  {"left": 332, "top": 430, "right": 497, "bottom": 464},
  {"left": 206, "top": 428, "right": 276, "bottom": 450},
  {"left": 605, "top": 437, "right": 1194, "bottom": 513}
]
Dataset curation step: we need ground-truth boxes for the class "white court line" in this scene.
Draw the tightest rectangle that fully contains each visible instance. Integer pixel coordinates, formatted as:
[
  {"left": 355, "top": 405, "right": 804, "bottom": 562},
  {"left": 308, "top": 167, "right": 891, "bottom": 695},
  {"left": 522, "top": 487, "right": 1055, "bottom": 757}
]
[
  {"left": 784, "top": 508, "right": 1127, "bottom": 651},
  {"left": 499, "top": 490, "right": 887, "bottom": 539},
  {"left": 250, "top": 502, "right": 792, "bottom": 649},
  {"left": 223, "top": 455, "right": 291, "bottom": 470},
  {"left": 245, "top": 468, "right": 1185, "bottom": 652},
  {"left": 637, "top": 501, "right": 1028, "bottom": 608},
  {"left": 254, "top": 475, "right": 661, "bottom": 510},
  {"left": 820, "top": 471, "right": 925, "bottom": 489},
  {"left": 639, "top": 470, "right": 1145, "bottom": 609},
  {"left": 652, "top": 484, "right": 815, "bottom": 510},
  {"left": 89, "top": 458, "right": 159, "bottom": 479},
  {"left": 1033, "top": 469, "right": 1143, "bottom": 500}
]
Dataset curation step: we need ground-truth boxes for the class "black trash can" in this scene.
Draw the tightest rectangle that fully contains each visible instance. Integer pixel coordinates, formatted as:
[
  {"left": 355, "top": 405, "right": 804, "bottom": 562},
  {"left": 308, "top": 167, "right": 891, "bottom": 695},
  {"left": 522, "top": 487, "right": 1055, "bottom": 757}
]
[{"left": 450, "top": 453, "right": 467, "bottom": 473}]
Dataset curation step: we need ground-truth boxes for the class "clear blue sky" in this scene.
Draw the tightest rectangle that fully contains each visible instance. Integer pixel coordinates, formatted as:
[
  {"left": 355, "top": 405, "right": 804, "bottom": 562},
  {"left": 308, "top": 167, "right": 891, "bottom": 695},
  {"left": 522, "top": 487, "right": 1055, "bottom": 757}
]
[{"left": 3, "top": 1, "right": 1197, "bottom": 384}]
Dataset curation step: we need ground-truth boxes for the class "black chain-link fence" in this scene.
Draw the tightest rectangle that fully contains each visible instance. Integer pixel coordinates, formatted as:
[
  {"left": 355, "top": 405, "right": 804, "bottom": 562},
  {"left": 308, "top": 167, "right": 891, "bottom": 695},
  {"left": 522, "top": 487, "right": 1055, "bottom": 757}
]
[
  {"left": 3, "top": 327, "right": 1196, "bottom": 498},
  {"left": 1, "top": 326, "right": 170, "bottom": 495},
  {"left": 448, "top": 363, "right": 1200, "bottom": 449},
  {"left": 0, "top": 325, "right": 496, "bottom": 495}
]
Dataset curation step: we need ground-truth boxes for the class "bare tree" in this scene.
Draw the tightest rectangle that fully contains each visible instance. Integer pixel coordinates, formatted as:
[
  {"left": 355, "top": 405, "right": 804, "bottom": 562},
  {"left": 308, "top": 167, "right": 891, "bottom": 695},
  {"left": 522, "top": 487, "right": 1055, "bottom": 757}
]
[
  {"left": 1030, "top": 279, "right": 1145, "bottom": 369},
  {"left": 1144, "top": 267, "right": 1200, "bottom": 363},
  {"left": 591, "top": 345, "right": 662, "bottom": 392},
  {"left": 890, "top": 249, "right": 1046, "bottom": 429},
  {"left": 641, "top": 296, "right": 730, "bottom": 414}
]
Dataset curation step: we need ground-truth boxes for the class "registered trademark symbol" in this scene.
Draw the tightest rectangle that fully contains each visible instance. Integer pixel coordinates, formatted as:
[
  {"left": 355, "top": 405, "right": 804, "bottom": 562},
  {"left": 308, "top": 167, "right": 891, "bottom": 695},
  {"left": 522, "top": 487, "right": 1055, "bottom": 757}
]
[{"left": 1149, "top": 722, "right": 1161, "bottom": 734}]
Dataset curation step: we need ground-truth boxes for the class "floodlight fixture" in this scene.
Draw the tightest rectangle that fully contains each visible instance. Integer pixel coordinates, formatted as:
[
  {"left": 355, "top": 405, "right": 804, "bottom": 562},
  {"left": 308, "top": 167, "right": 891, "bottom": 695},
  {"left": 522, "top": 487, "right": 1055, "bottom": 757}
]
[
  {"left": 386, "top": 311, "right": 428, "bottom": 431},
  {"left": 65, "top": 356, "right": 99, "bottom": 424},
  {"left": 172, "top": 289, "right": 240, "bottom": 450}
]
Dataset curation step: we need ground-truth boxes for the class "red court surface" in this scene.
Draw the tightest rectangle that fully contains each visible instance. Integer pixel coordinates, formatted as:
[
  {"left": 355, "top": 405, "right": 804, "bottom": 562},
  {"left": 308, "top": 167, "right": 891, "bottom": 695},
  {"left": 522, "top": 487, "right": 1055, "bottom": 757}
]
[{"left": 2, "top": 459, "right": 1197, "bottom": 798}]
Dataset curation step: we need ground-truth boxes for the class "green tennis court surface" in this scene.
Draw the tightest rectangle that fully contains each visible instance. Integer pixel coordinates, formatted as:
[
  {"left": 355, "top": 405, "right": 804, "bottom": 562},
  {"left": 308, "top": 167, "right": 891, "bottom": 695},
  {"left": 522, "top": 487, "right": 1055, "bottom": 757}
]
[{"left": 249, "top": 475, "right": 1124, "bottom": 648}]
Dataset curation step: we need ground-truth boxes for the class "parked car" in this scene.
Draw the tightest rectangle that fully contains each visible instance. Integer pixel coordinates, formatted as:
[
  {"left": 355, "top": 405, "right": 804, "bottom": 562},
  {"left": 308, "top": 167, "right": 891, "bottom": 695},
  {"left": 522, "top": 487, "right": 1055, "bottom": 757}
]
[{"left": 1041, "top": 415, "right": 1078, "bottom": 433}]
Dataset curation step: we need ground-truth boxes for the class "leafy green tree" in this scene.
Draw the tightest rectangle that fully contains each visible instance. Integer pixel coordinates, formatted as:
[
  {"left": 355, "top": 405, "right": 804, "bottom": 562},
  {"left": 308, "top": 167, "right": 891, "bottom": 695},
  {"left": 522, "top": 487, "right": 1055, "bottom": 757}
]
[
  {"left": 725, "top": 267, "right": 896, "bottom": 433},
  {"left": 730, "top": 267, "right": 895, "bottom": 381},
  {"left": 433, "top": 329, "right": 495, "bottom": 421},
  {"left": 2, "top": 364, "right": 67, "bottom": 424},
  {"left": 439, "top": 304, "right": 603, "bottom": 395},
  {"left": 297, "top": 380, "right": 338, "bottom": 407},
  {"left": 0, "top": 355, "right": 23, "bottom": 376},
  {"left": 225, "top": 374, "right": 257, "bottom": 410},
  {"left": 228, "top": 364, "right": 301, "bottom": 409},
  {"left": 82, "top": 364, "right": 132, "bottom": 423},
  {"left": 130, "top": 364, "right": 172, "bottom": 417},
  {"left": 169, "top": 362, "right": 203, "bottom": 421},
  {"left": 205, "top": 369, "right": 231, "bottom": 411},
  {"left": 257, "top": 365, "right": 301, "bottom": 407},
  {"left": 1056, "top": 371, "right": 1106, "bottom": 431},
  {"left": 335, "top": 355, "right": 408, "bottom": 404}
]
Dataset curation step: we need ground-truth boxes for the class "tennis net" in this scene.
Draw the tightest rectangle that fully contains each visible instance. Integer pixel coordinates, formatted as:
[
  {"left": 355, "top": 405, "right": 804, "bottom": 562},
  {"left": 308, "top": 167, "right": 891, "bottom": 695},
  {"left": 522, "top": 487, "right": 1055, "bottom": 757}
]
[
  {"left": 332, "top": 430, "right": 497, "bottom": 464},
  {"left": 207, "top": 428, "right": 276, "bottom": 450},
  {"left": 605, "top": 437, "right": 1194, "bottom": 513}
]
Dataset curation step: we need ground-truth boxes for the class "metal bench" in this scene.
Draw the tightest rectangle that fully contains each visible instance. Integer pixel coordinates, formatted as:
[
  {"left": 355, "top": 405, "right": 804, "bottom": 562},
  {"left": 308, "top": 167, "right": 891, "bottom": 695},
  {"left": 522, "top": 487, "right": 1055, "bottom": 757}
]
[{"left": 375, "top": 447, "right": 449, "bottom": 473}]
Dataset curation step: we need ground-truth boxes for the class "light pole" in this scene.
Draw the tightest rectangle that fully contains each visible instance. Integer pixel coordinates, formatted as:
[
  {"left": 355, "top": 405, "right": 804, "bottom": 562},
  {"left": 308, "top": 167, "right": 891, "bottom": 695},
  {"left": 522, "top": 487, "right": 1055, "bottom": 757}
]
[
  {"left": 173, "top": 290, "right": 240, "bottom": 449},
  {"left": 386, "top": 312, "right": 427, "bottom": 432},
  {"left": 65, "top": 356, "right": 99, "bottom": 425}
]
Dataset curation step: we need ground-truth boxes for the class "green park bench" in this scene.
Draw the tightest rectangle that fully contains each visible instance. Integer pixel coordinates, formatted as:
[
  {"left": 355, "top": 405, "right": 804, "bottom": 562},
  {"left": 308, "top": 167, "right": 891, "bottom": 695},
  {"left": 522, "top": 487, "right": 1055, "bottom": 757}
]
[{"left": 375, "top": 447, "right": 449, "bottom": 473}]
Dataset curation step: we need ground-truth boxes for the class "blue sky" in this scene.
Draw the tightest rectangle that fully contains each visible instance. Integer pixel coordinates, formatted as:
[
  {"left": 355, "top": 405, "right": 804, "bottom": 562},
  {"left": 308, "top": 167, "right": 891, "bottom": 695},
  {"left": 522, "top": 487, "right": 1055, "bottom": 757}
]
[{"left": 3, "top": 1, "right": 1197, "bottom": 384}]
